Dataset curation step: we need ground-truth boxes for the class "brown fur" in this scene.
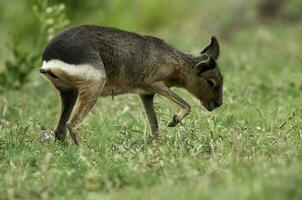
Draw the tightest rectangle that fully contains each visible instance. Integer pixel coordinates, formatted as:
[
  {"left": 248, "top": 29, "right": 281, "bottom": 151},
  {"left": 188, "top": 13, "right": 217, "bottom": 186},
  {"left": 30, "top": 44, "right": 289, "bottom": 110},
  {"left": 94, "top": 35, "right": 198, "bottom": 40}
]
[{"left": 41, "top": 25, "right": 223, "bottom": 146}]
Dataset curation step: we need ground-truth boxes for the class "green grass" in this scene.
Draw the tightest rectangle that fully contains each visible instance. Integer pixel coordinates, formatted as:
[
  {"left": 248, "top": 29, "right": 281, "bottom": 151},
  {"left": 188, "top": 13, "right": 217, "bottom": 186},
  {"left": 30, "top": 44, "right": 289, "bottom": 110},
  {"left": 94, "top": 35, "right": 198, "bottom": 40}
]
[{"left": 0, "top": 23, "right": 302, "bottom": 200}]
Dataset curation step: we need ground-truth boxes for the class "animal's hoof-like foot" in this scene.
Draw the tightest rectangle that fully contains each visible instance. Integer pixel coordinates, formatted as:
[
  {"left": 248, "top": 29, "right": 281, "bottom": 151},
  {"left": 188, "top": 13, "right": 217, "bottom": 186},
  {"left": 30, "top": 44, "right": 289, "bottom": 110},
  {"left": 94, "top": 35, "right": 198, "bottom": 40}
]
[
  {"left": 168, "top": 115, "right": 181, "bottom": 127},
  {"left": 147, "top": 135, "right": 159, "bottom": 145},
  {"left": 38, "top": 131, "right": 55, "bottom": 142}
]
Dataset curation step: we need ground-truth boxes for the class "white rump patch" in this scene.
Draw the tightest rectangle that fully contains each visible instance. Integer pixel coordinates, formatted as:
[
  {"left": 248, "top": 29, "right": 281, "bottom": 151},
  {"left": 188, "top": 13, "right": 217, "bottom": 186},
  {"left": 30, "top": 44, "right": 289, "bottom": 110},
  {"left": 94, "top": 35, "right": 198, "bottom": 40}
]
[{"left": 41, "top": 59, "right": 105, "bottom": 80}]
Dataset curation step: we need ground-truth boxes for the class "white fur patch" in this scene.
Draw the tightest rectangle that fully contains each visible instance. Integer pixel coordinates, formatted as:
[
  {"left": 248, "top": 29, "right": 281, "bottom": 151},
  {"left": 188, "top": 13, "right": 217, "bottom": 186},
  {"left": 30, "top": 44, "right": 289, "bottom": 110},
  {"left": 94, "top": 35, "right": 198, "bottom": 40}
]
[
  {"left": 41, "top": 59, "right": 105, "bottom": 80},
  {"left": 43, "top": 73, "right": 73, "bottom": 90}
]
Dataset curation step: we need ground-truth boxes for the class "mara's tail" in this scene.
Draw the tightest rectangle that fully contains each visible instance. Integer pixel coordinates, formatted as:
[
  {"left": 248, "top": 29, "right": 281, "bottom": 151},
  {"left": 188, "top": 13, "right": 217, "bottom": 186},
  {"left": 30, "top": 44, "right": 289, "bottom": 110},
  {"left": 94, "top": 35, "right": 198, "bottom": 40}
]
[{"left": 39, "top": 68, "right": 58, "bottom": 78}]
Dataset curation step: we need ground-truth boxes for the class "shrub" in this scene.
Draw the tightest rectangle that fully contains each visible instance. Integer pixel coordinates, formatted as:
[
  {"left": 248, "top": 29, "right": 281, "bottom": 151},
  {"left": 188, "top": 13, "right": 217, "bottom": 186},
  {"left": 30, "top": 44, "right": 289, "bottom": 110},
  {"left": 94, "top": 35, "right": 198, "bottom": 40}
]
[{"left": 0, "top": 0, "right": 69, "bottom": 92}]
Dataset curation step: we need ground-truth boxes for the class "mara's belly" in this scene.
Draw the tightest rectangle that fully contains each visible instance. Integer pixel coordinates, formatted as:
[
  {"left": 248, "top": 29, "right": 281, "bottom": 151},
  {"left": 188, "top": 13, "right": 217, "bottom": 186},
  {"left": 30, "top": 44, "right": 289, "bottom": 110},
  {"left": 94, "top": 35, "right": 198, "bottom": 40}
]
[{"left": 100, "top": 86, "right": 152, "bottom": 97}]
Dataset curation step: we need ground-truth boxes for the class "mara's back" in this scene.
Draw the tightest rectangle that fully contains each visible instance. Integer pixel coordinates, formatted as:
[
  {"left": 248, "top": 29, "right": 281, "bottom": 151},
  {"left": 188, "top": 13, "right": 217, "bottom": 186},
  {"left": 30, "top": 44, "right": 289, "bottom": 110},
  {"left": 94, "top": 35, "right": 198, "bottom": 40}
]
[{"left": 42, "top": 25, "right": 178, "bottom": 85}]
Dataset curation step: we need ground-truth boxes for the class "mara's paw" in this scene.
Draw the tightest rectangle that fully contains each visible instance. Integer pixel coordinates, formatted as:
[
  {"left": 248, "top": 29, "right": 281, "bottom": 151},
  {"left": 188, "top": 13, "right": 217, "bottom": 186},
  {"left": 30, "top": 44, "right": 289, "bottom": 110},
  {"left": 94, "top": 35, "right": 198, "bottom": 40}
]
[
  {"left": 38, "top": 131, "right": 55, "bottom": 142},
  {"left": 168, "top": 115, "right": 182, "bottom": 127}
]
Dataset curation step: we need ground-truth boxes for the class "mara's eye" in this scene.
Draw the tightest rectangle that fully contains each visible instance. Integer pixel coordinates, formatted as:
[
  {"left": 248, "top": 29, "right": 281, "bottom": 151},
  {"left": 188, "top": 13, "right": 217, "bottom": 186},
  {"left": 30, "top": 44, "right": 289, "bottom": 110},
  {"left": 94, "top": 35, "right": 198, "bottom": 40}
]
[{"left": 207, "top": 79, "right": 215, "bottom": 87}]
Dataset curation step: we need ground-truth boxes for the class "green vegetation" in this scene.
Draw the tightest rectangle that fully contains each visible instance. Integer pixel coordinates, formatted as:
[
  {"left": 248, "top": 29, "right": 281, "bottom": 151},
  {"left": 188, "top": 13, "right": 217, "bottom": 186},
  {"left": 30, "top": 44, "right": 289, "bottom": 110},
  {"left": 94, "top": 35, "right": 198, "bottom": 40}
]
[{"left": 0, "top": 0, "right": 301, "bottom": 199}]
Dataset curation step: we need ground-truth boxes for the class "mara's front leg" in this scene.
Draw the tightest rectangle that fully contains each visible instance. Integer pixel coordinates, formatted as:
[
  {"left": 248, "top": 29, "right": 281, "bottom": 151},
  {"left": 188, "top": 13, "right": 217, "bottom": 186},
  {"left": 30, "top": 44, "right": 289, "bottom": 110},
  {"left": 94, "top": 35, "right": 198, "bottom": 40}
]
[
  {"left": 147, "top": 81, "right": 191, "bottom": 127},
  {"left": 140, "top": 94, "right": 159, "bottom": 137}
]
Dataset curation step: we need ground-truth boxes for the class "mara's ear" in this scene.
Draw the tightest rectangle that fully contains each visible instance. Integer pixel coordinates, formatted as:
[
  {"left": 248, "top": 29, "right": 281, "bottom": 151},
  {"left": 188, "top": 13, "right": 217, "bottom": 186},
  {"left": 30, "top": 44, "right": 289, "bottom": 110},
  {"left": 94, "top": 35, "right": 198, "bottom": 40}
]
[
  {"left": 195, "top": 56, "right": 217, "bottom": 75},
  {"left": 200, "top": 36, "right": 220, "bottom": 60}
]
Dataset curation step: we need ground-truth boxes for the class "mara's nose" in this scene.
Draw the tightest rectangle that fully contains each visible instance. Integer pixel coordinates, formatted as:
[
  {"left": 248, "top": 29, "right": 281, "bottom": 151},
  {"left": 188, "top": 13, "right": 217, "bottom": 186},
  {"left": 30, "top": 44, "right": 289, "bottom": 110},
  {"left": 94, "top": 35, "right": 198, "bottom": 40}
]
[{"left": 213, "top": 100, "right": 222, "bottom": 107}]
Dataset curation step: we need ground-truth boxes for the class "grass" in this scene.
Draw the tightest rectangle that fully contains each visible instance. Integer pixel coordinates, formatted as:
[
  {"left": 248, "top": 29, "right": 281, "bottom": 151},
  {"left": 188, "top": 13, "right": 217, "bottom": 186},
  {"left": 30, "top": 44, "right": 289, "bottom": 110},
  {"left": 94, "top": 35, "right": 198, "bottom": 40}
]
[{"left": 0, "top": 22, "right": 302, "bottom": 200}]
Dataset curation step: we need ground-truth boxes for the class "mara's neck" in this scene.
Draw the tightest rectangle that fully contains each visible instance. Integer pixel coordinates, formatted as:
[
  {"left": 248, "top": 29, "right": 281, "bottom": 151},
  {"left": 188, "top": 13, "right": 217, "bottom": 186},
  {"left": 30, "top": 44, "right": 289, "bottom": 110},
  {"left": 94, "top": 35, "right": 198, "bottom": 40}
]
[{"left": 167, "top": 51, "right": 207, "bottom": 88}]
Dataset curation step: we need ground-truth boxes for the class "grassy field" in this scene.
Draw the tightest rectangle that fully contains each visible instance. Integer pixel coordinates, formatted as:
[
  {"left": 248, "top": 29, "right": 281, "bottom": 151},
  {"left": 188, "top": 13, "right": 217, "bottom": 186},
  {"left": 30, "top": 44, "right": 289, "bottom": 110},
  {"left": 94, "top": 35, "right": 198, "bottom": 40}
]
[{"left": 0, "top": 13, "right": 302, "bottom": 200}]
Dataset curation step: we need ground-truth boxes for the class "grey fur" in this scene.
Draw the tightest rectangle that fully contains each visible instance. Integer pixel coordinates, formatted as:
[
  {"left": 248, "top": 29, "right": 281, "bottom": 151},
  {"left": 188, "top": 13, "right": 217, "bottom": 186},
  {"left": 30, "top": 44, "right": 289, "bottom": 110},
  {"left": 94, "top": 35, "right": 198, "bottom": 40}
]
[{"left": 41, "top": 25, "right": 223, "bottom": 145}]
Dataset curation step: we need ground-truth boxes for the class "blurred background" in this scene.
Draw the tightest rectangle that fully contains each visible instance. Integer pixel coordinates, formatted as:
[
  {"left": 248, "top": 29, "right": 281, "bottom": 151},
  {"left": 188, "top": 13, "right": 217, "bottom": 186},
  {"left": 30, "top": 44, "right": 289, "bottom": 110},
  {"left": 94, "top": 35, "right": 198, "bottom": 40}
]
[
  {"left": 0, "top": 1, "right": 302, "bottom": 199},
  {"left": 0, "top": 0, "right": 301, "bottom": 91}
]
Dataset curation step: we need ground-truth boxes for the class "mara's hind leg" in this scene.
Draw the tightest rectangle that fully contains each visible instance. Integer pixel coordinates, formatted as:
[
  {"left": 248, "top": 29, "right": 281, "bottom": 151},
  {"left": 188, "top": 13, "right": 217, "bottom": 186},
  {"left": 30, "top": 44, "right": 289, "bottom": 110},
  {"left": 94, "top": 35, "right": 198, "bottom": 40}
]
[
  {"left": 67, "top": 78, "right": 105, "bottom": 146},
  {"left": 54, "top": 88, "right": 78, "bottom": 142},
  {"left": 41, "top": 57, "right": 106, "bottom": 146}
]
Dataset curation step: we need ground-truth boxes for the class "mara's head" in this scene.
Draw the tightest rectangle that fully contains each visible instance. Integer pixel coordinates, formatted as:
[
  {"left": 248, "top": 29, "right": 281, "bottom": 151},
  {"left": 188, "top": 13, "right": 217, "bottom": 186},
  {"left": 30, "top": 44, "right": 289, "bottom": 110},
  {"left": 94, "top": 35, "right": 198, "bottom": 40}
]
[{"left": 186, "top": 36, "right": 223, "bottom": 111}]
